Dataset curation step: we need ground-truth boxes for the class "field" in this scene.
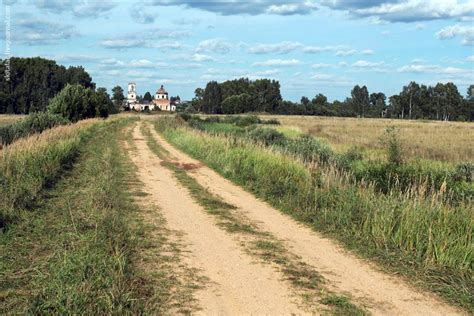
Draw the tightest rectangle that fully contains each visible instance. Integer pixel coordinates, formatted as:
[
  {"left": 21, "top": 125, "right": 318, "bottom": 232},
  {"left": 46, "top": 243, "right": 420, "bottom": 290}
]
[
  {"left": 263, "top": 115, "right": 474, "bottom": 163},
  {"left": 0, "top": 113, "right": 472, "bottom": 315},
  {"left": 0, "top": 115, "right": 24, "bottom": 127}
]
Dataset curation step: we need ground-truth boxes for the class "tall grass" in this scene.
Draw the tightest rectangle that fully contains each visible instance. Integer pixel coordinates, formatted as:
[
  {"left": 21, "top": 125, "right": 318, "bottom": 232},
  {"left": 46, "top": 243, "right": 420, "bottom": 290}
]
[
  {"left": 0, "top": 119, "right": 96, "bottom": 217},
  {"left": 182, "top": 115, "right": 473, "bottom": 202},
  {"left": 154, "top": 117, "right": 473, "bottom": 311},
  {"left": 0, "top": 117, "right": 163, "bottom": 313},
  {"left": 0, "top": 112, "right": 69, "bottom": 147}
]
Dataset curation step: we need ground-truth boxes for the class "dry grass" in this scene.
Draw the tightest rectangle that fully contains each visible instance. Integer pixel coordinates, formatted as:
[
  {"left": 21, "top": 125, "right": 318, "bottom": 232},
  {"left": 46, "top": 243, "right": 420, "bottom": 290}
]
[
  {"left": 262, "top": 115, "right": 474, "bottom": 163},
  {"left": 0, "top": 114, "right": 25, "bottom": 127}
]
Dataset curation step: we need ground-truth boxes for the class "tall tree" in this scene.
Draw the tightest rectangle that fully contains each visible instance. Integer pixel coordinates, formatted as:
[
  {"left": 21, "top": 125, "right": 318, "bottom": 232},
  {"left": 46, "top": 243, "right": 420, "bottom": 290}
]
[
  {"left": 351, "top": 85, "right": 369, "bottom": 117},
  {"left": 369, "top": 92, "right": 386, "bottom": 117},
  {"left": 253, "top": 79, "right": 282, "bottom": 112},
  {"left": 300, "top": 96, "right": 310, "bottom": 106},
  {"left": 112, "top": 85, "right": 125, "bottom": 110},
  {"left": 202, "top": 81, "right": 222, "bottom": 114}
]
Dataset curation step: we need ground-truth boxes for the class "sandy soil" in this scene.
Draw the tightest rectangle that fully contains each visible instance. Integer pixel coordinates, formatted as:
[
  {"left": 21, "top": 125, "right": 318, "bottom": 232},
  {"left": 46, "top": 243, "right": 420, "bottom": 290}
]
[
  {"left": 146, "top": 123, "right": 464, "bottom": 316},
  {"left": 128, "top": 123, "right": 309, "bottom": 315}
]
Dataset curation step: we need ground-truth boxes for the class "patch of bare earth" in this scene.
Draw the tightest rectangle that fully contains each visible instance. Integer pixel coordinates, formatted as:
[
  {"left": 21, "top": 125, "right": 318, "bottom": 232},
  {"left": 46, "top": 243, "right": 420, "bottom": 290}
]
[
  {"left": 147, "top": 123, "right": 465, "bottom": 316},
  {"left": 128, "top": 123, "right": 308, "bottom": 315}
]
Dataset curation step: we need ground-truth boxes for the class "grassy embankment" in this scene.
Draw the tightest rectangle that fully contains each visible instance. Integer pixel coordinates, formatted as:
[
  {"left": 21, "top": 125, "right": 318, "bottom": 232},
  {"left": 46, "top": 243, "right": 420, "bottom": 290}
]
[
  {"left": 153, "top": 116, "right": 473, "bottom": 312},
  {"left": 0, "top": 117, "right": 180, "bottom": 313}
]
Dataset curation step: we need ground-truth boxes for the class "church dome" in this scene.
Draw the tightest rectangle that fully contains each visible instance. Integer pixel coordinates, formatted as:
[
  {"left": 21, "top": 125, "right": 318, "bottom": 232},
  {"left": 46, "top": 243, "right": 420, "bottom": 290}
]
[{"left": 157, "top": 85, "right": 167, "bottom": 94}]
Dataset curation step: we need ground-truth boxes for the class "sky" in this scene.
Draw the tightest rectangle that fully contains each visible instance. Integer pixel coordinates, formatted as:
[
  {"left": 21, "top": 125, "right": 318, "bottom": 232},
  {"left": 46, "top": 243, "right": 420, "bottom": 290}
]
[{"left": 1, "top": 0, "right": 474, "bottom": 101}]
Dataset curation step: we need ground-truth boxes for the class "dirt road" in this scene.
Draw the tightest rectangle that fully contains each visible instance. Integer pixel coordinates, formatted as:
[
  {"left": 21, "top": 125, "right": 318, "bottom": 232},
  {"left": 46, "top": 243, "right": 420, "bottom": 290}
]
[
  {"left": 128, "top": 121, "right": 463, "bottom": 315},
  {"left": 129, "top": 123, "right": 309, "bottom": 315}
]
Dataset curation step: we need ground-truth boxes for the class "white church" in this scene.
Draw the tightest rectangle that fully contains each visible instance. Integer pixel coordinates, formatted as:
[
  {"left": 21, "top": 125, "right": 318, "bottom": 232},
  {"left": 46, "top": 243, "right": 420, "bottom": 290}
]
[{"left": 126, "top": 82, "right": 177, "bottom": 112}]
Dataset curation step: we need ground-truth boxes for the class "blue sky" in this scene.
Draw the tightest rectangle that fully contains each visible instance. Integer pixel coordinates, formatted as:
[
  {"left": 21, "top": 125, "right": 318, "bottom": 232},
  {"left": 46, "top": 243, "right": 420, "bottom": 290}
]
[{"left": 2, "top": 0, "right": 474, "bottom": 101}]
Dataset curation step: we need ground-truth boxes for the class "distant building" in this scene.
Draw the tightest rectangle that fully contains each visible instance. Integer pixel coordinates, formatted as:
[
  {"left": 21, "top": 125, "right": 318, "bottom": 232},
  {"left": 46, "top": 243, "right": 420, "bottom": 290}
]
[
  {"left": 153, "top": 85, "right": 176, "bottom": 111},
  {"left": 127, "top": 82, "right": 141, "bottom": 111},
  {"left": 126, "top": 83, "right": 176, "bottom": 112}
]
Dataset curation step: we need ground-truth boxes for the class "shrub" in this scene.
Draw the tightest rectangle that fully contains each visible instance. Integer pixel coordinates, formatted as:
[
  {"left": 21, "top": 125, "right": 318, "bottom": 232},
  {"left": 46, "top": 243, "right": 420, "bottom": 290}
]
[
  {"left": 262, "top": 119, "right": 281, "bottom": 125},
  {"left": 381, "top": 126, "right": 404, "bottom": 166},
  {"left": 184, "top": 105, "right": 197, "bottom": 113},
  {"left": 246, "top": 128, "right": 285, "bottom": 146},
  {"left": 284, "top": 135, "right": 334, "bottom": 164},
  {"left": 451, "top": 162, "right": 474, "bottom": 183},
  {"left": 0, "top": 112, "right": 69, "bottom": 146},
  {"left": 336, "top": 146, "right": 364, "bottom": 170},
  {"left": 48, "top": 84, "right": 111, "bottom": 122}
]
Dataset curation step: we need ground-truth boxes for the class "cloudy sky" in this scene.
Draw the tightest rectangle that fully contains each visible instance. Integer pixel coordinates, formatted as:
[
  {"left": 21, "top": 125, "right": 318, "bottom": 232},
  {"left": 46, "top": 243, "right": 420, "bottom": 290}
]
[{"left": 2, "top": 0, "right": 474, "bottom": 101}]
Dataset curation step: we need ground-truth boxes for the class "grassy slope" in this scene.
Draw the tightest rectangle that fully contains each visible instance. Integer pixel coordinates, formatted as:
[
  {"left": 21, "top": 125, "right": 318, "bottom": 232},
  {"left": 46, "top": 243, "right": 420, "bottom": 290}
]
[
  {"left": 155, "top": 120, "right": 473, "bottom": 313},
  {"left": 0, "top": 118, "right": 163, "bottom": 313}
]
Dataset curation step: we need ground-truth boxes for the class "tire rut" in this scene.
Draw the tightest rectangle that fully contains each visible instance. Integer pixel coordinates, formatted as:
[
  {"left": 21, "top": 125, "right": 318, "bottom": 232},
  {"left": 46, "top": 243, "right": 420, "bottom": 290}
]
[{"left": 129, "top": 122, "right": 309, "bottom": 315}]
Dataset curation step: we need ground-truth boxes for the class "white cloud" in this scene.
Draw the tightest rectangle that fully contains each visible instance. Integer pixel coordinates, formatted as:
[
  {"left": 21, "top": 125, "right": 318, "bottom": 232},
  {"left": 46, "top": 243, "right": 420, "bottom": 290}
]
[
  {"left": 253, "top": 59, "right": 301, "bottom": 66},
  {"left": 352, "top": 60, "right": 385, "bottom": 67},
  {"left": 349, "top": 0, "right": 474, "bottom": 23},
  {"left": 248, "top": 41, "right": 302, "bottom": 54},
  {"left": 196, "top": 38, "right": 232, "bottom": 54},
  {"left": 35, "top": 0, "right": 117, "bottom": 18},
  {"left": 415, "top": 23, "right": 425, "bottom": 30},
  {"left": 303, "top": 45, "right": 346, "bottom": 53},
  {"left": 361, "top": 49, "right": 374, "bottom": 55},
  {"left": 436, "top": 24, "right": 474, "bottom": 46},
  {"left": 266, "top": 2, "right": 318, "bottom": 15},
  {"left": 398, "top": 64, "right": 471, "bottom": 75},
  {"left": 312, "top": 63, "right": 333, "bottom": 68},
  {"left": 467, "top": 55, "right": 474, "bottom": 62},
  {"left": 190, "top": 54, "right": 216, "bottom": 62},
  {"left": 129, "top": 59, "right": 157, "bottom": 68},
  {"left": 335, "top": 49, "right": 357, "bottom": 56},
  {"left": 146, "top": 0, "right": 318, "bottom": 16}
]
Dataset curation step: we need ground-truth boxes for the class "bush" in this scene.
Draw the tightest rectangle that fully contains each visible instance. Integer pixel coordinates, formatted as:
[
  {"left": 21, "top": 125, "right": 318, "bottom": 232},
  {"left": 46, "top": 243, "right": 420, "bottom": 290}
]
[
  {"left": 451, "top": 162, "right": 474, "bottom": 182},
  {"left": 48, "top": 84, "right": 111, "bottom": 122},
  {"left": 0, "top": 112, "right": 69, "bottom": 146},
  {"left": 261, "top": 119, "right": 280, "bottom": 125},
  {"left": 381, "top": 126, "right": 404, "bottom": 166},
  {"left": 284, "top": 135, "right": 334, "bottom": 164},
  {"left": 184, "top": 105, "right": 197, "bottom": 113},
  {"left": 246, "top": 128, "right": 285, "bottom": 146}
]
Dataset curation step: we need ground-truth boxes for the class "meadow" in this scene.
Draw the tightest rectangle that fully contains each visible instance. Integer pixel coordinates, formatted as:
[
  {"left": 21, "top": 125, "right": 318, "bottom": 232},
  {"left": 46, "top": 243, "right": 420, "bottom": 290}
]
[
  {"left": 0, "top": 115, "right": 24, "bottom": 127},
  {"left": 261, "top": 115, "right": 474, "bottom": 163}
]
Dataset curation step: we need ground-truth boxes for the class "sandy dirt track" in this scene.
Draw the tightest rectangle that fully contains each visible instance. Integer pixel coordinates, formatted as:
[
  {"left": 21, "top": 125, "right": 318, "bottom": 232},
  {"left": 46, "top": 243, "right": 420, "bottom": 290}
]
[
  {"left": 145, "top": 122, "right": 464, "bottom": 316},
  {"left": 129, "top": 123, "right": 309, "bottom": 315}
]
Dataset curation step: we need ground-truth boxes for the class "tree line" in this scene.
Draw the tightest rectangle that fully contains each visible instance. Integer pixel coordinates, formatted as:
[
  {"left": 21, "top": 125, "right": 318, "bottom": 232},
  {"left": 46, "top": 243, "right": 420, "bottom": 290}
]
[
  {"left": 188, "top": 78, "right": 473, "bottom": 121},
  {"left": 0, "top": 57, "right": 103, "bottom": 114}
]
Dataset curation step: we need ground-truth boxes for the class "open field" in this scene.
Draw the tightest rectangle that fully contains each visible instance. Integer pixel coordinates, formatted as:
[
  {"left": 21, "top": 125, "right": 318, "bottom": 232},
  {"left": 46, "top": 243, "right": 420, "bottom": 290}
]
[
  {"left": 261, "top": 115, "right": 474, "bottom": 163},
  {"left": 1, "top": 113, "right": 472, "bottom": 314},
  {"left": 0, "top": 115, "right": 24, "bottom": 127}
]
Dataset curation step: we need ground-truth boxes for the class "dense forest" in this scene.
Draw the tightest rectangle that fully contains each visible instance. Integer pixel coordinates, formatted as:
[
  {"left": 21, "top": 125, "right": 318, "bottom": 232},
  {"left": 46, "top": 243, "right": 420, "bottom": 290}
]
[
  {"left": 0, "top": 57, "right": 95, "bottom": 114},
  {"left": 189, "top": 79, "right": 474, "bottom": 121}
]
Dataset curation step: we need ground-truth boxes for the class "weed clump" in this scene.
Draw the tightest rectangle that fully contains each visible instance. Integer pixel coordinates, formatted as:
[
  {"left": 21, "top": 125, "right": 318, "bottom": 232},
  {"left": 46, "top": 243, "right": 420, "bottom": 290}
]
[{"left": 381, "top": 126, "right": 404, "bottom": 166}]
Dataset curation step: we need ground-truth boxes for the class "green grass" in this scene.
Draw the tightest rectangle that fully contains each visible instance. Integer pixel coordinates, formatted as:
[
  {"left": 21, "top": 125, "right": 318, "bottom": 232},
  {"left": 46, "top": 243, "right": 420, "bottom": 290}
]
[
  {"left": 153, "top": 116, "right": 473, "bottom": 313},
  {"left": 182, "top": 115, "right": 474, "bottom": 202},
  {"left": 0, "top": 118, "right": 183, "bottom": 314}
]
